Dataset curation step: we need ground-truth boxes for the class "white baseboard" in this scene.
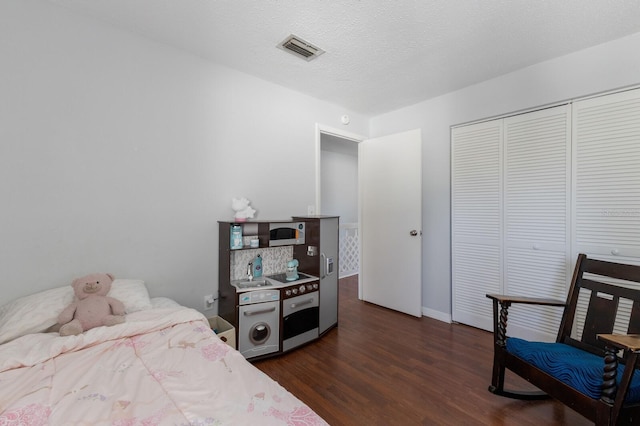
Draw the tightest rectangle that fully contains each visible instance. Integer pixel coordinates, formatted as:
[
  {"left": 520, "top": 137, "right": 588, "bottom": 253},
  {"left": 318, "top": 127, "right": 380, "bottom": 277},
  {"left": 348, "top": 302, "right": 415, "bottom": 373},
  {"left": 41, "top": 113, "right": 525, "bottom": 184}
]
[
  {"left": 421, "top": 307, "right": 451, "bottom": 324},
  {"left": 339, "top": 272, "right": 358, "bottom": 279}
]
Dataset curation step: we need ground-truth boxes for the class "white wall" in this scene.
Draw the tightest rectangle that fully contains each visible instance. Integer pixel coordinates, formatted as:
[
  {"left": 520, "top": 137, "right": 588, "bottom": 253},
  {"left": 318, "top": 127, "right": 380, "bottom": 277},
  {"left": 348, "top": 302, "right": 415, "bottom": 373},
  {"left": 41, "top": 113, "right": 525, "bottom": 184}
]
[
  {"left": 320, "top": 135, "right": 358, "bottom": 222},
  {"left": 5, "top": 0, "right": 640, "bottom": 322},
  {"left": 370, "top": 32, "right": 640, "bottom": 319},
  {"left": 0, "top": 0, "right": 368, "bottom": 311}
]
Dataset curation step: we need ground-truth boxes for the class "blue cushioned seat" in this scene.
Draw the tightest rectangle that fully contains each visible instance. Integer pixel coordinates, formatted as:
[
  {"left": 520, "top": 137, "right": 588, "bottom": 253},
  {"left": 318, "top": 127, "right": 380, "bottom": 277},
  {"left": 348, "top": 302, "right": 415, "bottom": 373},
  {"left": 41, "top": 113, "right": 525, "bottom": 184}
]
[{"left": 507, "top": 337, "right": 640, "bottom": 403}]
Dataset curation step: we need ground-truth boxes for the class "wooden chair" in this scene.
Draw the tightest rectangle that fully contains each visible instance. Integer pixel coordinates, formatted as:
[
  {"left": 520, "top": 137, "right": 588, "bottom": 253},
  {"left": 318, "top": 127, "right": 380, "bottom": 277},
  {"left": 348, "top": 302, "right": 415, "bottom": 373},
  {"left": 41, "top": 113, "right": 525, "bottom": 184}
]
[{"left": 487, "top": 253, "right": 640, "bottom": 425}]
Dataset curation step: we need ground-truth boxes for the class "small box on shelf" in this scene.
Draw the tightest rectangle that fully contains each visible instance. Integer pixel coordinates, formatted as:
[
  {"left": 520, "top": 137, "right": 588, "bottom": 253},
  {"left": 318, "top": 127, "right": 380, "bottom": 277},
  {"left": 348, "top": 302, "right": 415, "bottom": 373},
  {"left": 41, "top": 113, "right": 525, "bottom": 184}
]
[{"left": 208, "top": 316, "right": 236, "bottom": 349}]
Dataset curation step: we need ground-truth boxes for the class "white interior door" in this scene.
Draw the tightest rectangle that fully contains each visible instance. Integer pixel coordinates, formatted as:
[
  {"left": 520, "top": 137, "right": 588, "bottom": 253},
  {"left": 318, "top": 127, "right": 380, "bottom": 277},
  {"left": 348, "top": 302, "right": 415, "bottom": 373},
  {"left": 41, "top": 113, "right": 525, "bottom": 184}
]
[{"left": 359, "top": 129, "right": 422, "bottom": 317}]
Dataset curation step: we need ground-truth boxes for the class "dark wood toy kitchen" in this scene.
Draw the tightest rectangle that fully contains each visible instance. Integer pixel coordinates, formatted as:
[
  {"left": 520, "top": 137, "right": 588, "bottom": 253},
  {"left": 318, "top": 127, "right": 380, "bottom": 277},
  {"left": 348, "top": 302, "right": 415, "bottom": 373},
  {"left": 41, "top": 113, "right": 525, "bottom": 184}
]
[{"left": 218, "top": 216, "right": 339, "bottom": 361}]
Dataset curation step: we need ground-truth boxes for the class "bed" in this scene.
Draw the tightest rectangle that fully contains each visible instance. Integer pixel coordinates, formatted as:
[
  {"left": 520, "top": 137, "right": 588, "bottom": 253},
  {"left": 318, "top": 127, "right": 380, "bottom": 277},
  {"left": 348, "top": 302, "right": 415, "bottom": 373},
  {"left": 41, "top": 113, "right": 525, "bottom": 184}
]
[{"left": 0, "top": 279, "right": 328, "bottom": 425}]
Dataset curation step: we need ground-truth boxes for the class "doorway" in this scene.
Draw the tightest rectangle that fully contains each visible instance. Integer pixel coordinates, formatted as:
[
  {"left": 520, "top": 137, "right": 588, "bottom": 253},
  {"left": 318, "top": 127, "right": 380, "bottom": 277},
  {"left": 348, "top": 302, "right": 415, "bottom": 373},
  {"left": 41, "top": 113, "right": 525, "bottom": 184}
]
[
  {"left": 315, "top": 125, "right": 363, "bottom": 284},
  {"left": 315, "top": 125, "right": 423, "bottom": 317}
]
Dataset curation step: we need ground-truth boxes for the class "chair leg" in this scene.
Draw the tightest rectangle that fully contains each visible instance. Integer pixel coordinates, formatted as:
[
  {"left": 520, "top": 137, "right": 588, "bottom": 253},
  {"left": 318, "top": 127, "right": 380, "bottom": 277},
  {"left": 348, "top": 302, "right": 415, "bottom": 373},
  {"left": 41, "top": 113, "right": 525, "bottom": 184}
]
[
  {"left": 488, "top": 349, "right": 549, "bottom": 400},
  {"left": 488, "top": 349, "right": 506, "bottom": 393}
]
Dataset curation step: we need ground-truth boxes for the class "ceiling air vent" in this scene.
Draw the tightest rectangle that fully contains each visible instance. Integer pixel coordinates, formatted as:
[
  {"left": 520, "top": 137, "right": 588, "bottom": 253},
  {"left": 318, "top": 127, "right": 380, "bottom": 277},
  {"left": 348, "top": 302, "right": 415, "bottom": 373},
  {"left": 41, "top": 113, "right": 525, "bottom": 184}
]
[{"left": 277, "top": 34, "right": 325, "bottom": 61}]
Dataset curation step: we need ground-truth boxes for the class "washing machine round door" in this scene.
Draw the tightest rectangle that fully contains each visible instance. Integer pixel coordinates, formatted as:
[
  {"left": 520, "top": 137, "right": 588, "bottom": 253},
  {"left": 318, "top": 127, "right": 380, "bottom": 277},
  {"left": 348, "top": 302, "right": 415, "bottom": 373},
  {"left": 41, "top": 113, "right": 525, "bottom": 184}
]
[{"left": 250, "top": 322, "right": 271, "bottom": 344}]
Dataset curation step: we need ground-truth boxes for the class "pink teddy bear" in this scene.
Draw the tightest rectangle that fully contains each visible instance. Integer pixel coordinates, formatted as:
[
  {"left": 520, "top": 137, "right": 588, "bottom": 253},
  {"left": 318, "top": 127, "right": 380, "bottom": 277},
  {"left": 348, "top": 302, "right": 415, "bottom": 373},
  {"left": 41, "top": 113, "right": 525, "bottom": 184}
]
[{"left": 58, "top": 273, "right": 125, "bottom": 336}]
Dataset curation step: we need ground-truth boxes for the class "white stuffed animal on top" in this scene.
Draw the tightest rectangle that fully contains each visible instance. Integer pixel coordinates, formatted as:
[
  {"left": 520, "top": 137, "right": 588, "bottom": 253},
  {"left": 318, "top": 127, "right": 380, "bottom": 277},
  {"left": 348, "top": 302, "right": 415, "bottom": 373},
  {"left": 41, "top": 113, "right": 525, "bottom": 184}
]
[{"left": 231, "top": 197, "right": 256, "bottom": 222}]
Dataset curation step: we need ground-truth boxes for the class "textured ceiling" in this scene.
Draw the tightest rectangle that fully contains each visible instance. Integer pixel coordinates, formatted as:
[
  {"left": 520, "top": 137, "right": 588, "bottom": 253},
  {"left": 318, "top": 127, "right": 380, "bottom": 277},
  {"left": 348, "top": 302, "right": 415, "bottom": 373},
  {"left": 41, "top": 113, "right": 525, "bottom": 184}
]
[{"left": 49, "top": 0, "right": 640, "bottom": 116}]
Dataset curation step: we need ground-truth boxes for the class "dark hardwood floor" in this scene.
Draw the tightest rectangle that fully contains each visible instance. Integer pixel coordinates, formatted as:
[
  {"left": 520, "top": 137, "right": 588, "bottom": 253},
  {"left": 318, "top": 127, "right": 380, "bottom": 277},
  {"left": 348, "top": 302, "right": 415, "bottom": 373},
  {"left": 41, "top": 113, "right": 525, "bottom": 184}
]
[{"left": 255, "top": 276, "right": 592, "bottom": 425}]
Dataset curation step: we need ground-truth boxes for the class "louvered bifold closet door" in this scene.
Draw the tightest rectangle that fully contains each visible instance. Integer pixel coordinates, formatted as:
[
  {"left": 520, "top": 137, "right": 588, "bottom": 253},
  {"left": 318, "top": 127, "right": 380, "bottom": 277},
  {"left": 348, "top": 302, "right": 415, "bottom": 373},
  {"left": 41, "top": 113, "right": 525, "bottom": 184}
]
[
  {"left": 452, "top": 120, "right": 503, "bottom": 331},
  {"left": 503, "top": 105, "right": 571, "bottom": 342},
  {"left": 572, "top": 88, "right": 640, "bottom": 340}
]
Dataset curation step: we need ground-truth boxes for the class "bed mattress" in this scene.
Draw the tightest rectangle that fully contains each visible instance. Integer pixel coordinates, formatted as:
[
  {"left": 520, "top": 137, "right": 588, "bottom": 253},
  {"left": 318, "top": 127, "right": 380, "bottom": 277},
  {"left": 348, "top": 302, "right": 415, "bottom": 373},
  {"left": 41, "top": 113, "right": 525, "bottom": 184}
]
[{"left": 0, "top": 305, "right": 327, "bottom": 425}]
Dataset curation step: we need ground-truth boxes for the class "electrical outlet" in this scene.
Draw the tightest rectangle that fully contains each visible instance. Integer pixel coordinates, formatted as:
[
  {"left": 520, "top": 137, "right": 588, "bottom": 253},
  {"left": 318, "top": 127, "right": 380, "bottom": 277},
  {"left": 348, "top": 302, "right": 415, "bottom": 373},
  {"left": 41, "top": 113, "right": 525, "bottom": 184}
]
[
  {"left": 203, "top": 294, "right": 214, "bottom": 310},
  {"left": 307, "top": 205, "right": 315, "bottom": 215}
]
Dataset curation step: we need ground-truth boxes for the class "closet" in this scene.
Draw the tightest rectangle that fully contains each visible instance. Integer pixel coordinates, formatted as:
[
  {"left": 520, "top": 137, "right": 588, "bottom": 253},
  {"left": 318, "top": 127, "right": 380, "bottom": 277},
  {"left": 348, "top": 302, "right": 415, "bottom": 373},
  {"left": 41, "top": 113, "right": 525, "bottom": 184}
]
[
  {"left": 451, "top": 88, "right": 640, "bottom": 341},
  {"left": 573, "top": 89, "right": 640, "bottom": 260}
]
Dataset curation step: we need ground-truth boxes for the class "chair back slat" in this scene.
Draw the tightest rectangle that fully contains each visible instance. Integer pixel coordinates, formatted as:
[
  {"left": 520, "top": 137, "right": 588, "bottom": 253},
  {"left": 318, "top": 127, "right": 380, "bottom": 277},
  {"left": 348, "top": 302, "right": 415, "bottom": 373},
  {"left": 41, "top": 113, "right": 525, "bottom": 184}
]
[
  {"left": 583, "top": 258, "right": 640, "bottom": 283},
  {"left": 581, "top": 291, "right": 617, "bottom": 348},
  {"left": 628, "top": 301, "right": 640, "bottom": 334}
]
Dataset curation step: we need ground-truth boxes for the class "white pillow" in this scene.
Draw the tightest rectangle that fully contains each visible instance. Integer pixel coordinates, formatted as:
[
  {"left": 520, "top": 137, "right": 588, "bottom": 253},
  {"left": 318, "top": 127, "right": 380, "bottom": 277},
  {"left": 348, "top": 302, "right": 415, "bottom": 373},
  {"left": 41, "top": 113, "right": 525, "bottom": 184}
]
[
  {"left": 150, "top": 297, "right": 181, "bottom": 309},
  {"left": 0, "top": 285, "right": 74, "bottom": 345},
  {"left": 108, "top": 279, "right": 152, "bottom": 313},
  {"left": 0, "top": 279, "right": 152, "bottom": 344}
]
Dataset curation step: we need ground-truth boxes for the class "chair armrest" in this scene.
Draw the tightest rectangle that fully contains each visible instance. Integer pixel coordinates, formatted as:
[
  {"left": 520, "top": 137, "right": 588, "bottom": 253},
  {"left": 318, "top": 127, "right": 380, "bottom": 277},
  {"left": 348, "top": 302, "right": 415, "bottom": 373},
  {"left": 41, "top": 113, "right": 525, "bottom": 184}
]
[
  {"left": 487, "top": 294, "right": 566, "bottom": 347},
  {"left": 597, "top": 334, "right": 640, "bottom": 352},
  {"left": 486, "top": 294, "right": 565, "bottom": 307}
]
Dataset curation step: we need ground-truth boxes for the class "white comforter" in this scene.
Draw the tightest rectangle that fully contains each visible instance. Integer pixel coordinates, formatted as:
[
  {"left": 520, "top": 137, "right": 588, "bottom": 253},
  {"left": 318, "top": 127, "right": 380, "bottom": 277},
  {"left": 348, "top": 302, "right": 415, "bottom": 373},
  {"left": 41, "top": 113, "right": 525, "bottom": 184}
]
[{"left": 0, "top": 306, "right": 327, "bottom": 425}]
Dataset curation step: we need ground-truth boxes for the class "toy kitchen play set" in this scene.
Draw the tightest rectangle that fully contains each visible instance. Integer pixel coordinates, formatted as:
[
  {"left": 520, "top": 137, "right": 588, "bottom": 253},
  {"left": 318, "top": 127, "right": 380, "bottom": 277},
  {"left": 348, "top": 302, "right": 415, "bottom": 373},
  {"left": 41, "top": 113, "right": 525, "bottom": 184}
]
[{"left": 218, "top": 216, "right": 339, "bottom": 361}]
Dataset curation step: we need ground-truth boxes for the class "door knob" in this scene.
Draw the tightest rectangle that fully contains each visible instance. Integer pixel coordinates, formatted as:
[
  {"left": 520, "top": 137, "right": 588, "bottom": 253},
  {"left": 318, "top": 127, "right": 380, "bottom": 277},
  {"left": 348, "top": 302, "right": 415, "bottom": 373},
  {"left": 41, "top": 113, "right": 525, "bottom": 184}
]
[{"left": 410, "top": 230, "right": 418, "bottom": 236}]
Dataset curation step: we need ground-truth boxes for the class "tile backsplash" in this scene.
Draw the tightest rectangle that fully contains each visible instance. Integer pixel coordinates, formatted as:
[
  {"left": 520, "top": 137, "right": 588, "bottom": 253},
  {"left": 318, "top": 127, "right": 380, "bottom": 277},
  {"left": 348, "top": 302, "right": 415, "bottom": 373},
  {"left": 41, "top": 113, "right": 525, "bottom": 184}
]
[{"left": 230, "top": 246, "right": 293, "bottom": 281}]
